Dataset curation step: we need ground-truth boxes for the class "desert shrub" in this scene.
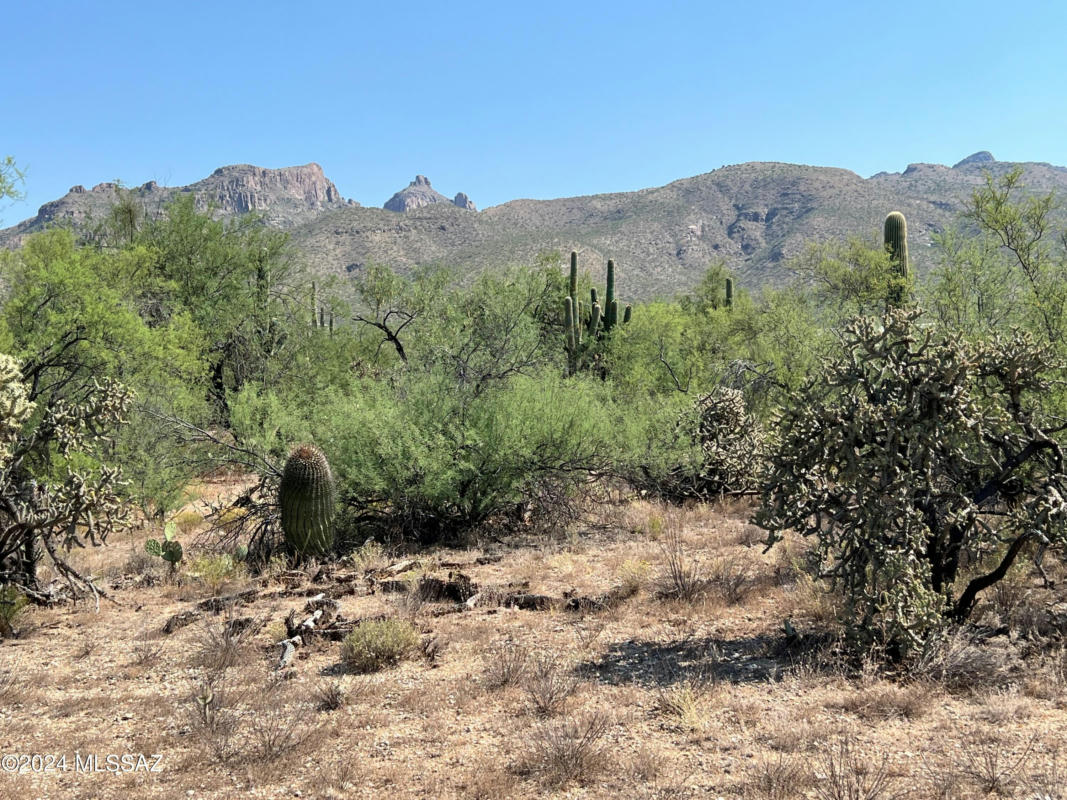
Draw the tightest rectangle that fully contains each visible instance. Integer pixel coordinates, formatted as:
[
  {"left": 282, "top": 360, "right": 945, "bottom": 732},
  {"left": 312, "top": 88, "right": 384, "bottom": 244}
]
[
  {"left": 523, "top": 650, "right": 580, "bottom": 715},
  {"left": 233, "top": 367, "right": 627, "bottom": 543},
  {"left": 340, "top": 618, "right": 420, "bottom": 673},
  {"left": 0, "top": 585, "right": 28, "bottom": 637},
  {"left": 187, "top": 553, "right": 246, "bottom": 595},
  {"left": 757, "top": 308, "right": 1067, "bottom": 655},
  {"left": 483, "top": 640, "right": 530, "bottom": 690}
]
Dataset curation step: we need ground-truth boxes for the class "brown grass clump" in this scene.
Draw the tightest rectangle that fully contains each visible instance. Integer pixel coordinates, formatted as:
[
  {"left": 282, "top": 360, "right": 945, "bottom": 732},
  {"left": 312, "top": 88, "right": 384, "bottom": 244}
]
[
  {"left": 523, "top": 649, "right": 580, "bottom": 715},
  {"left": 517, "top": 710, "right": 612, "bottom": 788},
  {"left": 826, "top": 680, "right": 933, "bottom": 721},
  {"left": 814, "top": 740, "right": 906, "bottom": 800},
  {"left": 483, "top": 639, "right": 530, "bottom": 690}
]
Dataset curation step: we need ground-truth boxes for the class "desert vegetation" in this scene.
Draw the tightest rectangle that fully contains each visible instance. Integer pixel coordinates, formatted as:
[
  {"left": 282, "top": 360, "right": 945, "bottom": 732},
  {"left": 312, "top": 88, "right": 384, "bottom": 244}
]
[{"left": 2, "top": 167, "right": 1067, "bottom": 797}]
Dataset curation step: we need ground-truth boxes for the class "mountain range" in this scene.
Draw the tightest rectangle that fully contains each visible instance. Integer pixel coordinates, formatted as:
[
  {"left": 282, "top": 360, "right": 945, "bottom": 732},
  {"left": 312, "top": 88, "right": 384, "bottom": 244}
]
[{"left": 4, "top": 152, "right": 1066, "bottom": 299}]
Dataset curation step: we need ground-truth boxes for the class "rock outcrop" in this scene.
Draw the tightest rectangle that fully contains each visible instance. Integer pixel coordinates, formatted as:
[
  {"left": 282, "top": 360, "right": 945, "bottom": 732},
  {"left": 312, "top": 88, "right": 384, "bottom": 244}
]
[
  {"left": 0, "top": 163, "right": 346, "bottom": 244},
  {"left": 953, "top": 151, "right": 996, "bottom": 168},
  {"left": 201, "top": 163, "right": 342, "bottom": 215},
  {"left": 383, "top": 176, "right": 475, "bottom": 212}
]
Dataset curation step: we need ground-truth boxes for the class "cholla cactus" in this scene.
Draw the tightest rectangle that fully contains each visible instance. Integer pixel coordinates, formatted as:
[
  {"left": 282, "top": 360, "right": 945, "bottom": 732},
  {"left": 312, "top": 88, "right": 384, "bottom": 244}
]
[
  {"left": 0, "top": 354, "right": 33, "bottom": 460},
  {"left": 1, "top": 362, "right": 132, "bottom": 594},
  {"left": 689, "top": 386, "right": 765, "bottom": 497},
  {"left": 756, "top": 307, "right": 1067, "bottom": 653}
]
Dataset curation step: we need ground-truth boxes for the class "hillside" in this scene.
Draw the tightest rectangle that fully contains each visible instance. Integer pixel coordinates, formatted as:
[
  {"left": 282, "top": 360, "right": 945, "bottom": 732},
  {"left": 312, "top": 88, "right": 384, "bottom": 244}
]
[{"left": 5, "top": 153, "right": 1067, "bottom": 298}]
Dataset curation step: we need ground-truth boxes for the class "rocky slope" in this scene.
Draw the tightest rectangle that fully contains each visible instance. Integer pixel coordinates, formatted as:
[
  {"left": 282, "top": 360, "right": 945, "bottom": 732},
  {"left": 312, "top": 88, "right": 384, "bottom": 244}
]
[
  {"left": 0, "top": 163, "right": 350, "bottom": 248},
  {"left": 5, "top": 153, "right": 1067, "bottom": 298}
]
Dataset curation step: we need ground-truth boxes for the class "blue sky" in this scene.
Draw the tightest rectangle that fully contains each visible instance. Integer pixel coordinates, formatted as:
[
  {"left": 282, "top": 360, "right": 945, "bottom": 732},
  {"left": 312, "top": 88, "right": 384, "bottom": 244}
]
[{"left": 3, "top": 1, "right": 1065, "bottom": 221}]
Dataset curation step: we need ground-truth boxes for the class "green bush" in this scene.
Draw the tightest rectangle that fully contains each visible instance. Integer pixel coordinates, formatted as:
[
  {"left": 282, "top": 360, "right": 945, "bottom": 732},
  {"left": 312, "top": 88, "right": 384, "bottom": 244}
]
[
  {"left": 233, "top": 367, "right": 631, "bottom": 542},
  {"left": 340, "top": 618, "right": 420, "bottom": 673}
]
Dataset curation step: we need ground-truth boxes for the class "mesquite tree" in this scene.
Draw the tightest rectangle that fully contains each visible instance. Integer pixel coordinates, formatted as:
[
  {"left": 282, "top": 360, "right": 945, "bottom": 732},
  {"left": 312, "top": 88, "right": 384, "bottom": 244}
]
[{"left": 755, "top": 308, "right": 1067, "bottom": 653}]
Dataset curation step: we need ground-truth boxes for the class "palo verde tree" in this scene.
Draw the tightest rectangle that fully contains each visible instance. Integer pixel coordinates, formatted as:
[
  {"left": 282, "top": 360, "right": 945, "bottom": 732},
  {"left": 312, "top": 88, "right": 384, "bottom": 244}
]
[{"left": 756, "top": 308, "right": 1067, "bottom": 655}]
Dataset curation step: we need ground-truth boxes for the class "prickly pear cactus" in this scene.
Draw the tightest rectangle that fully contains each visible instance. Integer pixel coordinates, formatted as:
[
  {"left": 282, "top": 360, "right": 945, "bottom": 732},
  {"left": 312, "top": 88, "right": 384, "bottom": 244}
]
[
  {"left": 279, "top": 444, "right": 337, "bottom": 558},
  {"left": 145, "top": 522, "right": 183, "bottom": 570}
]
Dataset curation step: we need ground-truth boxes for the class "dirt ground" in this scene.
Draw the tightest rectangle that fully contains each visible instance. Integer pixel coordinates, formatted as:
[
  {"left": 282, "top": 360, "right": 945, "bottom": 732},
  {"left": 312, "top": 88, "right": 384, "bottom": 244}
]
[{"left": 1, "top": 484, "right": 1065, "bottom": 800}]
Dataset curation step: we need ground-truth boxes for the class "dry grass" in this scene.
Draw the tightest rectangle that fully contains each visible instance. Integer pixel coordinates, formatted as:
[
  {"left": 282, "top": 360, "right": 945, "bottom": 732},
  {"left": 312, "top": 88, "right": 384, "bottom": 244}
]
[
  {"left": 745, "top": 753, "right": 816, "bottom": 800},
  {"left": 523, "top": 649, "right": 580, "bottom": 715},
  {"left": 128, "top": 625, "right": 166, "bottom": 667},
  {"left": 517, "top": 709, "right": 612, "bottom": 788},
  {"left": 483, "top": 639, "right": 529, "bottom": 689},
  {"left": 5, "top": 494, "right": 1067, "bottom": 800},
  {"left": 826, "top": 680, "right": 933, "bottom": 721},
  {"left": 654, "top": 515, "right": 709, "bottom": 602},
  {"left": 814, "top": 740, "right": 906, "bottom": 800}
]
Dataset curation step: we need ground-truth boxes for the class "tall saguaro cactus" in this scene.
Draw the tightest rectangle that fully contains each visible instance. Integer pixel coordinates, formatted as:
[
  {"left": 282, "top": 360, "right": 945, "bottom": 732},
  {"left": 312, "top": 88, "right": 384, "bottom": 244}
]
[
  {"left": 279, "top": 443, "right": 337, "bottom": 558},
  {"left": 564, "top": 251, "right": 632, "bottom": 375},
  {"left": 884, "top": 211, "right": 909, "bottom": 308}
]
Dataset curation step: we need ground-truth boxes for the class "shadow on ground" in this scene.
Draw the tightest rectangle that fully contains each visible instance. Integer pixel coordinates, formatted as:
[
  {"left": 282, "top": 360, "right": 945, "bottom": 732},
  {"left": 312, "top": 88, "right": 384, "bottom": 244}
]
[{"left": 579, "top": 633, "right": 826, "bottom": 688}]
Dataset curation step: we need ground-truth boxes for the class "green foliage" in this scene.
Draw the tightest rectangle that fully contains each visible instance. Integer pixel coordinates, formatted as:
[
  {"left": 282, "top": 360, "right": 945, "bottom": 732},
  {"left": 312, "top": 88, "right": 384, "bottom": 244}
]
[
  {"left": 279, "top": 444, "right": 337, "bottom": 558},
  {"left": 0, "top": 156, "right": 24, "bottom": 213},
  {"left": 340, "top": 618, "right": 420, "bottom": 673},
  {"left": 756, "top": 308, "right": 1067, "bottom": 655},
  {"left": 958, "top": 168, "right": 1067, "bottom": 349},
  {"left": 233, "top": 366, "right": 629, "bottom": 542},
  {"left": 922, "top": 226, "right": 1023, "bottom": 339},
  {"left": 187, "top": 553, "right": 245, "bottom": 594},
  {"left": 788, "top": 236, "right": 900, "bottom": 317}
]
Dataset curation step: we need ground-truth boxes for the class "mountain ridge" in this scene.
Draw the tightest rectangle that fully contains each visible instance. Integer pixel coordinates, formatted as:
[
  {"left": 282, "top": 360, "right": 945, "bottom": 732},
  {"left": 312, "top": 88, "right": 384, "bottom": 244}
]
[{"left": 5, "top": 153, "right": 1066, "bottom": 298}]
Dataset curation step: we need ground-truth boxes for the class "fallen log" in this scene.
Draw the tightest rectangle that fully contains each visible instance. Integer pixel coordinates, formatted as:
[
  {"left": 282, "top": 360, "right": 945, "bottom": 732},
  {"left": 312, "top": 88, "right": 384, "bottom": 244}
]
[
  {"left": 196, "top": 587, "right": 260, "bottom": 614},
  {"left": 162, "top": 610, "right": 202, "bottom": 634}
]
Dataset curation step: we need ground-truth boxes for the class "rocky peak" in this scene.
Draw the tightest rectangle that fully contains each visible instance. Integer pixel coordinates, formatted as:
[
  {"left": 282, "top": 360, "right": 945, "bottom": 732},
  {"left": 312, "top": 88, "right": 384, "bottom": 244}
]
[
  {"left": 953, "top": 151, "right": 996, "bottom": 168},
  {"left": 384, "top": 175, "right": 476, "bottom": 212},
  {"left": 198, "top": 163, "right": 343, "bottom": 215},
  {"left": 1, "top": 163, "right": 347, "bottom": 246}
]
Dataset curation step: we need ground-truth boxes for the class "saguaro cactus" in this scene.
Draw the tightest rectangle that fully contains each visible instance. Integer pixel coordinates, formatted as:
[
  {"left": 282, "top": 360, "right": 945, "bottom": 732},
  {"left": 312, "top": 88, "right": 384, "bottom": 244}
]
[
  {"left": 279, "top": 443, "right": 337, "bottom": 558},
  {"left": 564, "top": 251, "right": 633, "bottom": 375},
  {"left": 884, "top": 211, "right": 909, "bottom": 307},
  {"left": 725, "top": 278, "right": 733, "bottom": 310}
]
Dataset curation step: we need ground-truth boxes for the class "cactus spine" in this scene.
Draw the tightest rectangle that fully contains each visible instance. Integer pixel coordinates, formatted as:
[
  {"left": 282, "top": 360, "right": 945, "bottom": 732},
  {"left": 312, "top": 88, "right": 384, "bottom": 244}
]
[
  {"left": 884, "top": 211, "right": 909, "bottom": 307},
  {"left": 279, "top": 443, "right": 337, "bottom": 558}
]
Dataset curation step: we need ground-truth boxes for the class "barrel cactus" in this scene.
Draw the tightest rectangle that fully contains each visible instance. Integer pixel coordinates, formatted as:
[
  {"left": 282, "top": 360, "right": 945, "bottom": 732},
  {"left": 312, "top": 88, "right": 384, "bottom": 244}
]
[{"left": 279, "top": 443, "right": 337, "bottom": 558}]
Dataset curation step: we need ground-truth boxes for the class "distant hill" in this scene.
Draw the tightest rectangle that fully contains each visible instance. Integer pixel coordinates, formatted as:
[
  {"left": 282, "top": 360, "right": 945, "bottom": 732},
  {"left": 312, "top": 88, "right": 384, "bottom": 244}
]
[{"left": 6, "top": 153, "right": 1067, "bottom": 299}]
